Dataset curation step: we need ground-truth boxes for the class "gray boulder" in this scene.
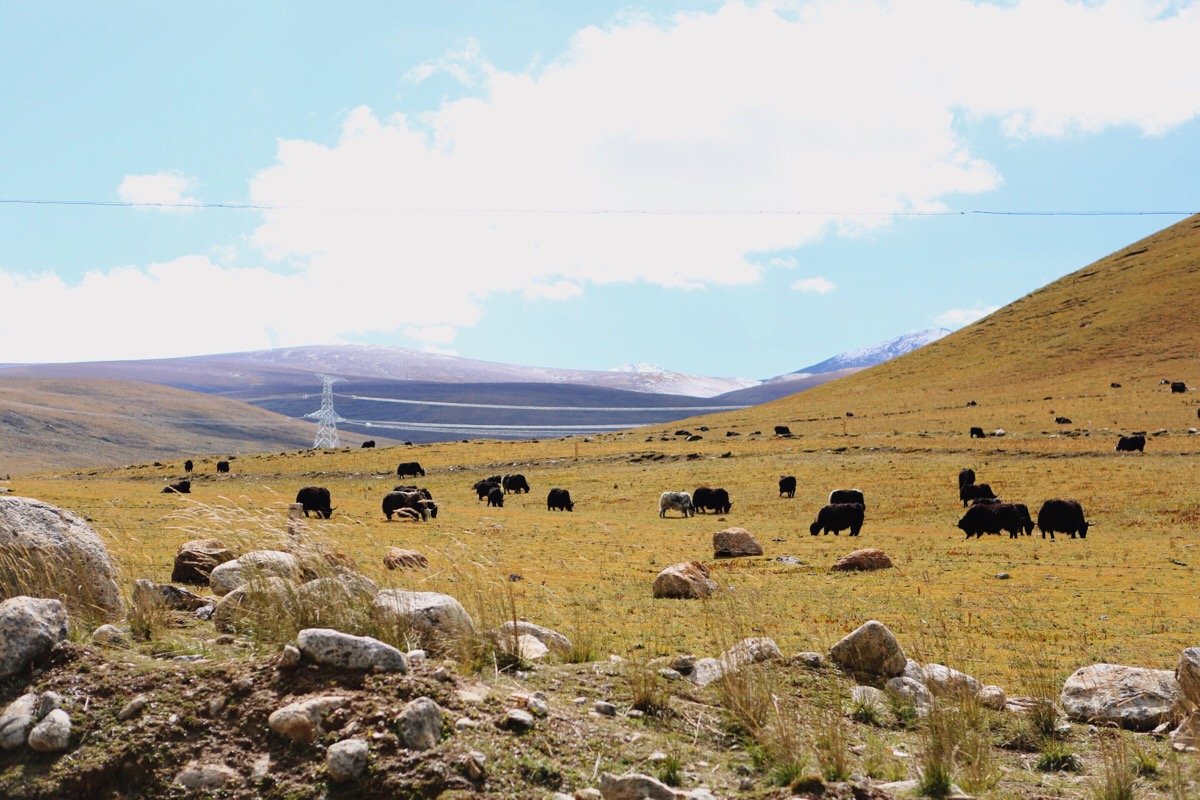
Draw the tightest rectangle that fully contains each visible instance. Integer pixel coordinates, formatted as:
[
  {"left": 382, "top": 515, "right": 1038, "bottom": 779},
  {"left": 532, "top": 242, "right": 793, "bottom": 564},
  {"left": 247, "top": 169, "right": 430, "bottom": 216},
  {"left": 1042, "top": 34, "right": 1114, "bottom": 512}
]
[
  {"left": 296, "top": 628, "right": 407, "bottom": 673},
  {"left": 497, "top": 621, "right": 573, "bottom": 658},
  {"left": 1061, "top": 663, "right": 1180, "bottom": 730},
  {"left": 209, "top": 550, "right": 301, "bottom": 596},
  {"left": 0, "top": 597, "right": 69, "bottom": 680},
  {"left": 922, "top": 663, "right": 983, "bottom": 699},
  {"left": 829, "top": 620, "right": 907, "bottom": 678},
  {"left": 0, "top": 497, "right": 123, "bottom": 618},
  {"left": 371, "top": 590, "right": 475, "bottom": 651}
]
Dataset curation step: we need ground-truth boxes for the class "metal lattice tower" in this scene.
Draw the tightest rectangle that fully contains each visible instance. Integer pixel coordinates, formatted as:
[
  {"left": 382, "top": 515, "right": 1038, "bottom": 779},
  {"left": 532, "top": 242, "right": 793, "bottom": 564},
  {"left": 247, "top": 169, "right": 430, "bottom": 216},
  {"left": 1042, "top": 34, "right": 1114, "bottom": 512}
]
[{"left": 304, "top": 374, "right": 346, "bottom": 448}]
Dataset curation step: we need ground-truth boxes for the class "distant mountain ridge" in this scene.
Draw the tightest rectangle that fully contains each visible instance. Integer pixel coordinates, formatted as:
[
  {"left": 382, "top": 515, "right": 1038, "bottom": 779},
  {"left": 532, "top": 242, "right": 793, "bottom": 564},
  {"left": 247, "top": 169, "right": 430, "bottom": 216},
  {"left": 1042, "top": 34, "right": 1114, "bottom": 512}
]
[
  {"left": 0, "top": 329, "right": 949, "bottom": 446},
  {"left": 789, "top": 328, "right": 951, "bottom": 376}
]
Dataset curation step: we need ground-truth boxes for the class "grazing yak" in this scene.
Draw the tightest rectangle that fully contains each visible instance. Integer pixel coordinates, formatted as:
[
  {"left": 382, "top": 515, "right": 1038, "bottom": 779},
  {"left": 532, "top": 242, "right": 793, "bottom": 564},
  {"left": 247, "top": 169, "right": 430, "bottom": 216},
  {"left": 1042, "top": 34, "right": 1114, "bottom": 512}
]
[
  {"left": 969, "top": 427, "right": 986, "bottom": 439},
  {"left": 829, "top": 488, "right": 865, "bottom": 509},
  {"left": 361, "top": 440, "right": 376, "bottom": 448},
  {"left": 693, "top": 487, "right": 732, "bottom": 514},
  {"left": 295, "top": 486, "right": 335, "bottom": 519},
  {"left": 658, "top": 491, "right": 695, "bottom": 518},
  {"left": 397, "top": 461, "right": 425, "bottom": 478},
  {"left": 216, "top": 460, "right": 230, "bottom": 474},
  {"left": 1012, "top": 503, "right": 1035, "bottom": 535},
  {"left": 1036, "top": 499, "right": 1092, "bottom": 540},
  {"left": 1055, "top": 416, "right": 1073, "bottom": 425},
  {"left": 486, "top": 486, "right": 505, "bottom": 508},
  {"left": 779, "top": 476, "right": 797, "bottom": 498},
  {"left": 383, "top": 490, "right": 435, "bottom": 521},
  {"left": 958, "top": 503, "right": 1025, "bottom": 539},
  {"left": 1116, "top": 434, "right": 1146, "bottom": 453},
  {"left": 774, "top": 425, "right": 792, "bottom": 436},
  {"left": 960, "top": 482, "right": 997, "bottom": 507},
  {"left": 1172, "top": 381, "right": 1188, "bottom": 394},
  {"left": 183, "top": 459, "right": 193, "bottom": 473},
  {"left": 162, "top": 479, "right": 191, "bottom": 494},
  {"left": 503, "top": 474, "right": 530, "bottom": 494},
  {"left": 547, "top": 488, "right": 575, "bottom": 511},
  {"left": 958, "top": 468, "right": 976, "bottom": 490},
  {"left": 394, "top": 485, "right": 433, "bottom": 500},
  {"left": 473, "top": 480, "right": 499, "bottom": 501},
  {"left": 810, "top": 503, "right": 864, "bottom": 536}
]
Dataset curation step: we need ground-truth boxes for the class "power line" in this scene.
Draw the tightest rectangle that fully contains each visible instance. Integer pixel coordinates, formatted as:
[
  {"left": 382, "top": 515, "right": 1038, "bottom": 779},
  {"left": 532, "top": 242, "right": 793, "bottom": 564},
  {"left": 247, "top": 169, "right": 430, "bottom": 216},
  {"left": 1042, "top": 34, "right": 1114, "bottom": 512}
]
[
  {"left": 0, "top": 198, "right": 1194, "bottom": 217},
  {"left": 336, "top": 392, "right": 749, "bottom": 412}
]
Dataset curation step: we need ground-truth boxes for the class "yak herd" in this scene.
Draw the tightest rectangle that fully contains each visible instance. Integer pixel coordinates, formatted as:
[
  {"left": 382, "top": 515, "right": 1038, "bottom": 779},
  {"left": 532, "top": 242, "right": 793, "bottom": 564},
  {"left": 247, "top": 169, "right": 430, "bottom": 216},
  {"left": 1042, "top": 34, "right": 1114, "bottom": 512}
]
[
  {"left": 181, "top": 452, "right": 1094, "bottom": 543},
  {"left": 173, "top": 401, "right": 1184, "bottom": 542}
]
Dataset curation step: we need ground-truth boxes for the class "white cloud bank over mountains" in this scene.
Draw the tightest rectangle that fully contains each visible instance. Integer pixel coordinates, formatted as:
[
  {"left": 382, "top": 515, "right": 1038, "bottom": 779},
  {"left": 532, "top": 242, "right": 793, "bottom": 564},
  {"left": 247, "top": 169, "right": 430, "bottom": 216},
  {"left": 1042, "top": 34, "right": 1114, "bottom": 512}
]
[{"left": 5, "top": 0, "right": 1200, "bottom": 363}]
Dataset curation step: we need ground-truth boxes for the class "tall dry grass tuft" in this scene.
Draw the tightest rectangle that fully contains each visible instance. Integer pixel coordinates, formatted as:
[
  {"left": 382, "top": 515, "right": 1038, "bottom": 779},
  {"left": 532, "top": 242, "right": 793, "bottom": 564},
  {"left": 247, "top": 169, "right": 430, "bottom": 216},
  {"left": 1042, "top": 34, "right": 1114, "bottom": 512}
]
[
  {"left": 0, "top": 540, "right": 116, "bottom": 633},
  {"left": 162, "top": 499, "right": 394, "bottom": 651},
  {"left": 1091, "top": 728, "right": 1143, "bottom": 800}
]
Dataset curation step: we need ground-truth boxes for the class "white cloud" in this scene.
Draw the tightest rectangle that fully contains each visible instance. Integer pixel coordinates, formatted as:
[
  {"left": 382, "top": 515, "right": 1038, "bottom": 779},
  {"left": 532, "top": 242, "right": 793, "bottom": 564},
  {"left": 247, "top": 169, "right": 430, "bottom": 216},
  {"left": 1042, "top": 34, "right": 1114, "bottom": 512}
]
[
  {"left": 791, "top": 276, "right": 836, "bottom": 294},
  {"left": 935, "top": 303, "right": 1001, "bottom": 328},
  {"left": 117, "top": 172, "right": 198, "bottom": 209},
  {"left": 9, "top": 0, "right": 1200, "bottom": 361}
]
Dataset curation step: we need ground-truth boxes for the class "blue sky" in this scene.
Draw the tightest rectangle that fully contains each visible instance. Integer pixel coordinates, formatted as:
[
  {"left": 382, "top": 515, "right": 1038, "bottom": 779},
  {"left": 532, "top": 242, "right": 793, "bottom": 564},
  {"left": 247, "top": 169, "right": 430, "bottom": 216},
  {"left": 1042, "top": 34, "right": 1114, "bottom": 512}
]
[{"left": 1, "top": 0, "right": 1197, "bottom": 379}]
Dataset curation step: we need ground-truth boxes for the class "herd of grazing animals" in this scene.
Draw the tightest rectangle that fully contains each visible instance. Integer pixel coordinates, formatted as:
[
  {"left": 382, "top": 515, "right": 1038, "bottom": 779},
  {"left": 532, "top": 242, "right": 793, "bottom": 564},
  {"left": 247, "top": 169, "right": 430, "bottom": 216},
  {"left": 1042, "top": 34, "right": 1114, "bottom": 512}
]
[{"left": 158, "top": 372, "right": 1198, "bottom": 540}]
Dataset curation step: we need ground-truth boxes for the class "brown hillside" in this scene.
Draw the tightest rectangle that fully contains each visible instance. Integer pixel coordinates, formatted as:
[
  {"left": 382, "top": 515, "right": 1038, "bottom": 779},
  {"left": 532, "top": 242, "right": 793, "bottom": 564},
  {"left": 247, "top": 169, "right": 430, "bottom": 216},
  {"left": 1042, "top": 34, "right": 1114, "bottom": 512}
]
[
  {"left": 0, "top": 377, "right": 377, "bottom": 475},
  {"left": 699, "top": 213, "right": 1200, "bottom": 434}
]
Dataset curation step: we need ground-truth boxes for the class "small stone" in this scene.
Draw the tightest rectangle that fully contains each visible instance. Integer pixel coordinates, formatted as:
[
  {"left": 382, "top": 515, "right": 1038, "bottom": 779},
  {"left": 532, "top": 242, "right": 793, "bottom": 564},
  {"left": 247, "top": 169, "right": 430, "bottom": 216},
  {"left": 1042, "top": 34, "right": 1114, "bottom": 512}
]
[
  {"left": 432, "top": 666, "right": 452, "bottom": 682},
  {"left": 594, "top": 700, "right": 617, "bottom": 717},
  {"left": 455, "top": 717, "right": 477, "bottom": 730},
  {"left": 527, "top": 697, "right": 549, "bottom": 717},
  {"left": 117, "top": 695, "right": 150, "bottom": 722},
  {"left": 995, "top": 572, "right": 1011, "bottom": 580},
  {"left": 91, "top": 624, "right": 128, "bottom": 646},
  {"left": 173, "top": 762, "right": 242, "bottom": 789},
  {"left": 671, "top": 655, "right": 696, "bottom": 672},
  {"left": 658, "top": 668, "right": 683, "bottom": 681},
  {"left": 407, "top": 649, "right": 427, "bottom": 668},
  {"left": 395, "top": 697, "right": 444, "bottom": 751},
  {"left": 27, "top": 709, "right": 71, "bottom": 752},
  {"left": 278, "top": 644, "right": 301, "bottom": 669},
  {"left": 575, "top": 790, "right": 603, "bottom": 800},
  {"left": 326, "top": 738, "right": 369, "bottom": 783},
  {"left": 462, "top": 750, "right": 487, "bottom": 781},
  {"left": 500, "top": 708, "right": 535, "bottom": 732}
]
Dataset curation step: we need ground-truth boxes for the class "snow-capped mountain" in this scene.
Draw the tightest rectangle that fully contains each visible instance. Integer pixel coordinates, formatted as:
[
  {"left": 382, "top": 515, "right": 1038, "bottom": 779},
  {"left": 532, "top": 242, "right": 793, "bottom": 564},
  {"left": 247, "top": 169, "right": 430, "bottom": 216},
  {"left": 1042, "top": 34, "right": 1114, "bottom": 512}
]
[
  {"left": 607, "top": 362, "right": 758, "bottom": 397},
  {"left": 781, "top": 328, "right": 952, "bottom": 378}
]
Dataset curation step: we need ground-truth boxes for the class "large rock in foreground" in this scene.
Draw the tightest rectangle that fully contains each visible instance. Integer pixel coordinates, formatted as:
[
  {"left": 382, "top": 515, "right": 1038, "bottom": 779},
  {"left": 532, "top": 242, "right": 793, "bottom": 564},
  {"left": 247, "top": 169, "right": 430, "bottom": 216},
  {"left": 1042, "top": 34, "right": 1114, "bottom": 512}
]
[
  {"left": 1060, "top": 663, "right": 1180, "bottom": 731},
  {"left": 829, "top": 620, "right": 907, "bottom": 678},
  {"left": 0, "top": 496, "right": 124, "bottom": 619},
  {"left": 652, "top": 562, "right": 718, "bottom": 599},
  {"left": 0, "top": 597, "right": 69, "bottom": 680}
]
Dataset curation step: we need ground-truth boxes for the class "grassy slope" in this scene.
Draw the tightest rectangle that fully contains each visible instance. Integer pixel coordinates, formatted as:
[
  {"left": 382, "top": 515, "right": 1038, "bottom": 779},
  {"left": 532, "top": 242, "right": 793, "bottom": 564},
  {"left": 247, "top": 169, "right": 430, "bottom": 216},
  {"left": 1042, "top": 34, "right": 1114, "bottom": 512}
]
[{"left": 0, "top": 377, "right": 381, "bottom": 476}]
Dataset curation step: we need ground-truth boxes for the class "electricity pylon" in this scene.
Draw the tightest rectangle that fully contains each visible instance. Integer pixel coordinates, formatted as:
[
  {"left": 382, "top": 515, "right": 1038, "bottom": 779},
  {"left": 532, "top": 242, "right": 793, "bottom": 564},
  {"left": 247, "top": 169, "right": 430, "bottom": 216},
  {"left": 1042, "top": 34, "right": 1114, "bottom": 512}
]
[{"left": 305, "top": 374, "right": 346, "bottom": 448}]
